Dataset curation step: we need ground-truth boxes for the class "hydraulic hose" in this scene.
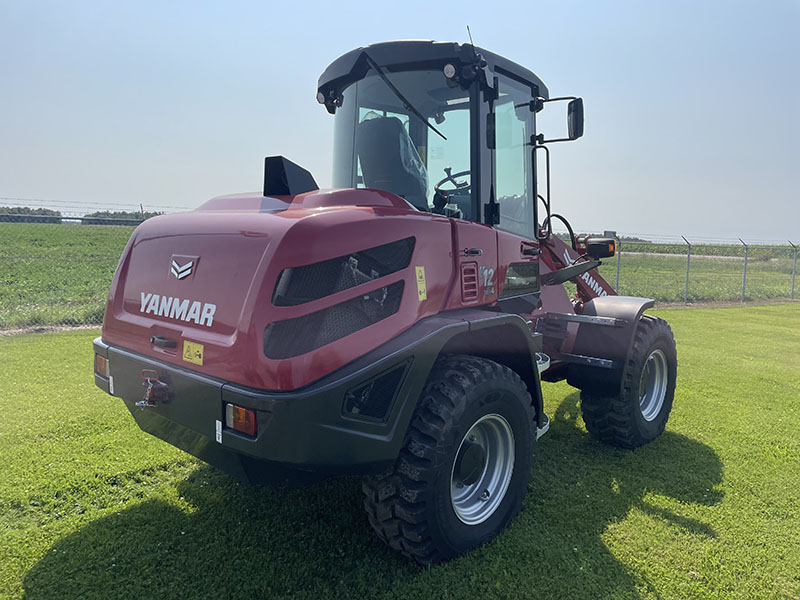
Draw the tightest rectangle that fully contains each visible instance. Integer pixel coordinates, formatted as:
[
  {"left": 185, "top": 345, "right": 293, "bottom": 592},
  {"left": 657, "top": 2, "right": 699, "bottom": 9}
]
[{"left": 543, "top": 213, "right": 577, "bottom": 251}]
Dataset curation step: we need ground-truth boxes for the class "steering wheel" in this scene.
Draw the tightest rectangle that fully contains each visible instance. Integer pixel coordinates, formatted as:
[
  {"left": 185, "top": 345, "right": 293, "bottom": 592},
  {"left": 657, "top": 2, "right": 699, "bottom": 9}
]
[{"left": 434, "top": 167, "right": 471, "bottom": 195}]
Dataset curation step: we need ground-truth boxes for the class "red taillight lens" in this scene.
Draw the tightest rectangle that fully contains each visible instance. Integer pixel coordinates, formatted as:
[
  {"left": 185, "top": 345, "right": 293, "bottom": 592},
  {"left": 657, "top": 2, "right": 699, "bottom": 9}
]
[
  {"left": 225, "top": 403, "right": 257, "bottom": 436},
  {"left": 95, "top": 355, "right": 109, "bottom": 377}
]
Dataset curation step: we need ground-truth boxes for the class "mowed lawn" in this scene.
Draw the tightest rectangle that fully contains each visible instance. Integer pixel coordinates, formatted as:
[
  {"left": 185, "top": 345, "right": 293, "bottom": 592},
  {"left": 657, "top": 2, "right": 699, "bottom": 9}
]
[{"left": 1, "top": 304, "right": 799, "bottom": 599}]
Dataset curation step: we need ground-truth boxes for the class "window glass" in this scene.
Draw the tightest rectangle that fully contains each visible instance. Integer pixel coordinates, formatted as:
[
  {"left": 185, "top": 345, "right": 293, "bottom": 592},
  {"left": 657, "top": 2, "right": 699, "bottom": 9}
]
[
  {"left": 426, "top": 106, "right": 471, "bottom": 218},
  {"left": 495, "top": 77, "right": 534, "bottom": 239},
  {"left": 356, "top": 109, "right": 410, "bottom": 188},
  {"left": 332, "top": 70, "right": 472, "bottom": 213}
]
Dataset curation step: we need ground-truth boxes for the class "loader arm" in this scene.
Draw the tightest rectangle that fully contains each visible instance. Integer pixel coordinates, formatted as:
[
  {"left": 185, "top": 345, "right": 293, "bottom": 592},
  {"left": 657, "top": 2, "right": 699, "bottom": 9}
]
[{"left": 539, "top": 234, "right": 617, "bottom": 302}]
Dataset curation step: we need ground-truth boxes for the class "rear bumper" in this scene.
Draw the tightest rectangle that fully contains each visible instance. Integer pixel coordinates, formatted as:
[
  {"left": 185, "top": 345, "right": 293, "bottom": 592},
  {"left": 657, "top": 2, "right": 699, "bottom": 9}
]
[
  {"left": 94, "top": 310, "right": 544, "bottom": 487},
  {"left": 93, "top": 315, "right": 473, "bottom": 486}
]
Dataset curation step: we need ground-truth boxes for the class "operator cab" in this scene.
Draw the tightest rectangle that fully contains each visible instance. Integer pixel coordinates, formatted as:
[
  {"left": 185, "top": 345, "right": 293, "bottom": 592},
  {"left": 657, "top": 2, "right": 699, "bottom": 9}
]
[{"left": 317, "top": 40, "right": 572, "bottom": 240}]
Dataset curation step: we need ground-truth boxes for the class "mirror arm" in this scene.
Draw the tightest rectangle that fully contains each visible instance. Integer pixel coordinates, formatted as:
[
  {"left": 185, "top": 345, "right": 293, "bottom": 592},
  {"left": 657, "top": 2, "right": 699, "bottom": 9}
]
[{"left": 535, "top": 136, "right": 575, "bottom": 145}]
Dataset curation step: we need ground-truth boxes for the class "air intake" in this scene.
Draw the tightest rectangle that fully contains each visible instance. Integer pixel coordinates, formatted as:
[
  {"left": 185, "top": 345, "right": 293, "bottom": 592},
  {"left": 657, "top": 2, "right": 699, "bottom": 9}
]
[
  {"left": 273, "top": 238, "right": 414, "bottom": 306},
  {"left": 461, "top": 262, "right": 479, "bottom": 303},
  {"left": 264, "top": 281, "right": 404, "bottom": 359},
  {"left": 263, "top": 156, "right": 319, "bottom": 196}
]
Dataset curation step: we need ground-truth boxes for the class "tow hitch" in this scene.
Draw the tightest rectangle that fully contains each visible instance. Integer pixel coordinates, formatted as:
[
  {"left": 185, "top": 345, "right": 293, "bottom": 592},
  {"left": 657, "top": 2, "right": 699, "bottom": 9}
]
[{"left": 136, "top": 369, "right": 170, "bottom": 409}]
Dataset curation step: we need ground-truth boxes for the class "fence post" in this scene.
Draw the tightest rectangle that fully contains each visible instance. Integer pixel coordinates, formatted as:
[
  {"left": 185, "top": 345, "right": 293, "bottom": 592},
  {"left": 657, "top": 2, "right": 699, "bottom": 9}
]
[
  {"left": 739, "top": 238, "right": 748, "bottom": 302},
  {"left": 790, "top": 241, "right": 797, "bottom": 301},
  {"left": 681, "top": 236, "right": 691, "bottom": 304},
  {"left": 615, "top": 237, "right": 621, "bottom": 293}
]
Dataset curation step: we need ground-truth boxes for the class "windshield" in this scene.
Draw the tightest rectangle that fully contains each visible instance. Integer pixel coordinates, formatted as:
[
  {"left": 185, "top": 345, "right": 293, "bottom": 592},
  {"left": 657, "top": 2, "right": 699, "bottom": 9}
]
[{"left": 332, "top": 69, "right": 473, "bottom": 215}]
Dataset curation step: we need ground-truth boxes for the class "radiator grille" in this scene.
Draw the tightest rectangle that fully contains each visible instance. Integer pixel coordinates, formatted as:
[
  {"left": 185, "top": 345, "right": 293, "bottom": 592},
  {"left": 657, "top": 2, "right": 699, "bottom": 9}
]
[
  {"left": 272, "top": 237, "right": 414, "bottom": 306},
  {"left": 264, "top": 281, "right": 404, "bottom": 359}
]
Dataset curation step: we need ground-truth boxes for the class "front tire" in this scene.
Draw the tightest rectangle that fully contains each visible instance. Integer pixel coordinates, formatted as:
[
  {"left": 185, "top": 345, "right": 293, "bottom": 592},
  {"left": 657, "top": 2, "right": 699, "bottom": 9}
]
[
  {"left": 362, "top": 355, "right": 536, "bottom": 564},
  {"left": 580, "top": 316, "right": 677, "bottom": 448}
]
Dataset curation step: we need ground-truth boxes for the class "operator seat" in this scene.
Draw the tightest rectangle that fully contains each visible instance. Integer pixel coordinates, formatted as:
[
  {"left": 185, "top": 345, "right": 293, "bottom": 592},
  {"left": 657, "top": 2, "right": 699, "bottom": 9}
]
[{"left": 356, "top": 116, "right": 429, "bottom": 211}]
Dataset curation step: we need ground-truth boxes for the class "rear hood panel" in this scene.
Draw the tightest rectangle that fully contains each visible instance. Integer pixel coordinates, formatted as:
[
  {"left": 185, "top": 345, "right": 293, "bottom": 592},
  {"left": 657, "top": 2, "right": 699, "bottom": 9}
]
[{"left": 101, "top": 191, "right": 455, "bottom": 391}]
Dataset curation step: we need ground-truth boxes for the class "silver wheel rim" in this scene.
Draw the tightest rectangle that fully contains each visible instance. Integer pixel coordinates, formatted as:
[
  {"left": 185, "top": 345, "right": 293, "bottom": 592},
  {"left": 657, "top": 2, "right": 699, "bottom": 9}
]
[
  {"left": 639, "top": 349, "right": 668, "bottom": 421},
  {"left": 450, "top": 413, "right": 515, "bottom": 525}
]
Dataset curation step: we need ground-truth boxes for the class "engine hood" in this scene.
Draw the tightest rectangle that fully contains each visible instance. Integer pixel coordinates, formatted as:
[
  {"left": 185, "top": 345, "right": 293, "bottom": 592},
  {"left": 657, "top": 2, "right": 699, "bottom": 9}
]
[
  {"left": 101, "top": 190, "right": 453, "bottom": 390},
  {"left": 198, "top": 188, "right": 418, "bottom": 213}
]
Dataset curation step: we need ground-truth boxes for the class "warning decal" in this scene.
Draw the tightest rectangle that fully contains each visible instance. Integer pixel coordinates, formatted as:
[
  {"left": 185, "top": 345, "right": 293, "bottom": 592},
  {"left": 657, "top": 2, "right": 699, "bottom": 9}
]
[
  {"left": 415, "top": 266, "right": 427, "bottom": 301},
  {"left": 183, "top": 340, "right": 204, "bottom": 366}
]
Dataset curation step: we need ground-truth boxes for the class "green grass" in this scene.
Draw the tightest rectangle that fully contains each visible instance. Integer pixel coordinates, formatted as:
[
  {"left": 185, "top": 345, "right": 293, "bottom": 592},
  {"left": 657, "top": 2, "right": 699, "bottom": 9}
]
[
  {"left": 0, "top": 223, "right": 133, "bottom": 328},
  {"left": 1, "top": 222, "right": 797, "bottom": 328},
  {"left": 1, "top": 304, "right": 798, "bottom": 599}
]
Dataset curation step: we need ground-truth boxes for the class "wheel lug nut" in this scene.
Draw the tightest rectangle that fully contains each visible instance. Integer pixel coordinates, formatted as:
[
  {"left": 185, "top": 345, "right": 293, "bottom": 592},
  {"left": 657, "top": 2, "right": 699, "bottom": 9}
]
[
  {"left": 480, "top": 490, "right": 490, "bottom": 501},
  {"left": 469, "top": 435, "right": 476, "bottom": 442}
]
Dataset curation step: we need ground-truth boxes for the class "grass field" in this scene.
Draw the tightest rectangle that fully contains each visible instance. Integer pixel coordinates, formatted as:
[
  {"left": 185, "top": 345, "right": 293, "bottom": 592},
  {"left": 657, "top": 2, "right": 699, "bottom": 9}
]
[
  {"left": 1, "top": 222, "right": 797, "bottom": 329},
  {"left": 1, "top": 304, "right": 798, "bottom": 599},
  {"left": 0, "top": 223, "right": 134, "bottom": 328},
  {"left": 595, "top": 253, "right": 796, "bottom": 303}
]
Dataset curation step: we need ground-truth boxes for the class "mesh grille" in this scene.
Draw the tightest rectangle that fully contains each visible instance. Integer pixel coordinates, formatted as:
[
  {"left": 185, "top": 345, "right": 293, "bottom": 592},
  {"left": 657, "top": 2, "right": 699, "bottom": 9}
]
[
  {"left": 264, "top": 281, "right": 404, "bottom": 359},
  {"left": 273, "top": 237, "right": 415, "bottom": 306},
  {"left": 342, "top": 360, "right": 410, "bottom": 421}
]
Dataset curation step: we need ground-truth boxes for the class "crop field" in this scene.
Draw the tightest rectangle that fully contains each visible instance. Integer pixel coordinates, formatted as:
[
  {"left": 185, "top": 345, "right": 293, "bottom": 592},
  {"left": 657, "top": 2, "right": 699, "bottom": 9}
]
[{"left": 1, "top": 304, "right": 798, "bottom": 599}]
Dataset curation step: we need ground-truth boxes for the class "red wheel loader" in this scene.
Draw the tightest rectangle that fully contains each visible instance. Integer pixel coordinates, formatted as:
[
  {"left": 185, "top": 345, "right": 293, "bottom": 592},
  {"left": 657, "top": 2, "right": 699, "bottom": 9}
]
[{"left": 93, "top": 41, "right": 677, "bottom": 564}]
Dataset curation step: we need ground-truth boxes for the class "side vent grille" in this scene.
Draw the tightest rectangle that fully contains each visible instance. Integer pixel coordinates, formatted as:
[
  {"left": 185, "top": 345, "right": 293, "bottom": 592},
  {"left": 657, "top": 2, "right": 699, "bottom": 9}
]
[
  {"left": 273, "top": 237, "right": 415, "bottom": 306},
  {"left": 342, "top": 360, "right": 411, "bottom": 421},
  {"left": 264, "top": 281, "right": 404, "bottom": 359},
  {"left": 461, "top": 262, "right": 479, "bottom": 303}
]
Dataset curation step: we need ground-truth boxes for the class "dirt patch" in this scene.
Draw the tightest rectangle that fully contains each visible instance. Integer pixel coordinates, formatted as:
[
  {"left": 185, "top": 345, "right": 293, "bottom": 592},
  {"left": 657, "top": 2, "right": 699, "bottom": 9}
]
[{"left": 0, "top": 324, "right": 100, "bottom": 337}]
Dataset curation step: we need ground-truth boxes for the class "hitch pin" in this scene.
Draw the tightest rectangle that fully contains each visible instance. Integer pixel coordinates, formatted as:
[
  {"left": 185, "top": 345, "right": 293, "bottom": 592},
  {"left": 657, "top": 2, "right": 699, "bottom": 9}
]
[{"left": 136, "top": 369, "right": 159, "bottom": 409}]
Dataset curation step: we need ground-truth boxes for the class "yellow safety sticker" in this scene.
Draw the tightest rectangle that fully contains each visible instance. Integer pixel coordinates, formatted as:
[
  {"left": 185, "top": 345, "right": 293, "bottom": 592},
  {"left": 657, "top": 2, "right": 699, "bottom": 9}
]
[
  {"left": 183, "top": 340, "right": 204, "bottom": 366},
  {"left": 415, "top": 266, "right": 427, "bottom": 301}
]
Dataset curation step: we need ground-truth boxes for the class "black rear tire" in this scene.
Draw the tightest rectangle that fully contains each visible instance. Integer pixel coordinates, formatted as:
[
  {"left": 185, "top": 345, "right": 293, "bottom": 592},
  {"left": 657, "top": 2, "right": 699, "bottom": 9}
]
[
  {"left": 580, "top": 316, "right": 677, "bottom": 449},
  {"left": 362, "top": 355, "right": 536, "bottom": 564}
]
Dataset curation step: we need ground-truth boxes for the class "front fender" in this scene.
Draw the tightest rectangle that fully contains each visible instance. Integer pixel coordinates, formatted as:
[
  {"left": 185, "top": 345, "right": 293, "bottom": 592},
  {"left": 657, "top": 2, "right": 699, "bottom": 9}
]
[{"left": 567, "top": 296, "right": 655, "bottom": 393}]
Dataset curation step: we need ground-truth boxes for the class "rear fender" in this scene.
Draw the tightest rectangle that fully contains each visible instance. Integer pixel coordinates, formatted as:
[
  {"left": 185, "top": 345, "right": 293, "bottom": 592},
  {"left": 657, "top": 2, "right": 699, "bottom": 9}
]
[
  {"left": 438, "top": 313, "right": 545, "bottom": 427},
  {"left": 567, "top": 296, "right": 655, "bottom": 393}
]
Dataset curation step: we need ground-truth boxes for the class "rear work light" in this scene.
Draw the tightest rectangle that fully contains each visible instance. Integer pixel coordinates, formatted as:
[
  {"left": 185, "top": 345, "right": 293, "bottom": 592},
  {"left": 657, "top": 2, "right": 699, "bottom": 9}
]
[
  {"left": 95, "top": 354, "right": 109, "bottom": 377},
  {"left": 225, "top": 403, "right": 257, "bottom": 436}
]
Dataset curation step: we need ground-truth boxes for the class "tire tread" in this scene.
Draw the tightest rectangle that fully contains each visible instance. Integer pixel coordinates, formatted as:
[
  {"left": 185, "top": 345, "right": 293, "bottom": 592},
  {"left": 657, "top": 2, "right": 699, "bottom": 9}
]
[{"left": 362, "top": 354, "right": 533, "bottom": 564}]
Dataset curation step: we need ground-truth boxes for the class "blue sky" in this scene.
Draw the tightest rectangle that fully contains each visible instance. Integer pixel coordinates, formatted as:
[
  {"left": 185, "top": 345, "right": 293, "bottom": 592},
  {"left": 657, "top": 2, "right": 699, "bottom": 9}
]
[{"left": 1, "top": 0, "right": 798, "bottom": 241}]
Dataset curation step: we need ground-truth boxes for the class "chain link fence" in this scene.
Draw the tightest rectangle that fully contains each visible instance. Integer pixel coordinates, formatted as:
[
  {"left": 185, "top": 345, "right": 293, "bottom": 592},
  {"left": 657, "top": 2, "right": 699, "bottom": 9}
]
[
  {"left": 1, "top": 215, "right": 797, "bottom": 331},
  {"left": 595, "top": 237, "right": 798, "bottom": 304}
]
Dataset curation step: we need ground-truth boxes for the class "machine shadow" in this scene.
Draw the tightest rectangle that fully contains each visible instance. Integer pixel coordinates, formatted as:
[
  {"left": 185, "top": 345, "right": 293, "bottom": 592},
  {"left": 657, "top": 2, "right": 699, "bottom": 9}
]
[
  {"left": 511, "top": 391, "right": 725, "bottom": 597},
  {"left": 23, "top": 392, "right": 723, "bottom": 599}
]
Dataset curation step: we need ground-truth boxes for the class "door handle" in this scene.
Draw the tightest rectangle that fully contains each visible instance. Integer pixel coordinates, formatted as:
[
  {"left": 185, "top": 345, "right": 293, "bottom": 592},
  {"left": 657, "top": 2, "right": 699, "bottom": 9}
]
[{"left": 149, "top": 336, "right": 177, "bottom": 348}]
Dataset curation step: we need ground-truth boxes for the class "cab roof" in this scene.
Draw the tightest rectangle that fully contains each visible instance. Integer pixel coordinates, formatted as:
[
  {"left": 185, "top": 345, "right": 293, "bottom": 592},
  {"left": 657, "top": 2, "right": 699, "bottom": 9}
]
[{"left": 317, "top": 40, "right": 549, "bottom": 105}]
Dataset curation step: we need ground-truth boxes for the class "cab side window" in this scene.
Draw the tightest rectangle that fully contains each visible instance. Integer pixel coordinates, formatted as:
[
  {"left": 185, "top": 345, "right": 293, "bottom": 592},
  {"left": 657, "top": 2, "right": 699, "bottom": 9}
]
[{"left": 494, "top": 76, "right": 535, "bottom": 239}]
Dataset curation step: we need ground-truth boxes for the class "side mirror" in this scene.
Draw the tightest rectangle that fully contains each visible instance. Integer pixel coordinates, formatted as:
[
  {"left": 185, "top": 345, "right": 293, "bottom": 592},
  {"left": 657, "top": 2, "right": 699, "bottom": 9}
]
[
  {"left": 586, "top": 237, "right": 616, "bottom": 259},
  {"left": 568, "top": 98, "right": 584, "bottom": 140}
]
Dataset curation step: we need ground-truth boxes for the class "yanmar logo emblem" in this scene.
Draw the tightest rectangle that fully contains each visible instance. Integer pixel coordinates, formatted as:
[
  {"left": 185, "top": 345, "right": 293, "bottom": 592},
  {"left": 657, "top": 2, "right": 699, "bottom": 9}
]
[
  {"left": 171, "top": 259, "right": 193, "bottom": 280},
  {"left": 140, "top": 292, "right": 216, "bottom": 327}
]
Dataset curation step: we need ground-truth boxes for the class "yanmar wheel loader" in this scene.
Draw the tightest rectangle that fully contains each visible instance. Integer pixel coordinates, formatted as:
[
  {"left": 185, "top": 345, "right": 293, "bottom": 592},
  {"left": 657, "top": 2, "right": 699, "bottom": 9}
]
[{"left": 93, "top": 41, "right": 677, "bottom": 564}]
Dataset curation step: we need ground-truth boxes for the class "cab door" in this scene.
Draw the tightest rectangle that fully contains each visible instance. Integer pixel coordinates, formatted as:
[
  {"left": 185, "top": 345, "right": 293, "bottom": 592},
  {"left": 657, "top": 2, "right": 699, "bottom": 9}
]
[{"left": 492, "top": 74, "right": 541, "bottom": 316}]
